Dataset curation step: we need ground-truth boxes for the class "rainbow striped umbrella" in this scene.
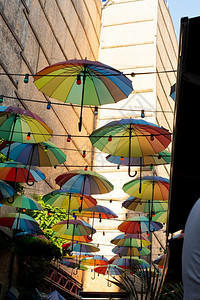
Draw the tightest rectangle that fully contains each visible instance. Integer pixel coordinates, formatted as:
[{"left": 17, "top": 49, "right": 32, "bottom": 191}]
[
  {"left": 0, "top": 212, "right": 42, "bottom": 234},
  {"left": 123, "top": 176, "right": 169, "bottom": 201},
  {"left": 118, "top": 216, "right": 163, "bottom": 234},
  {"left": 106, "top": 150, "right": 171, "bottom": 167},
  {"left": 152, "top": 211, "right": 167, "bottom": 224},
  {"left": 1, "top": 141, "right": 66, "bottom": 167},
  {"left": 0, "top": 179, "right": 15, "bottom": 199},
  {"left": 110, "top": 233, "right": 151, "bottom": 247},
  {"left": 0, "top": 106, "right": 52, "bottom": 149},
  {"left": 62, "top": 242, "right": 100, "bottom": 253},
  {"left": 0, "top": 161, "right": 45, "bottom": 184},
  {"left": 122, "top": 197, "right": 168, "bottom": 213},
  {"left": 94, "top": 264, "right": 124, "bottom": 276},
  {"left": 112, "top": 246, "right": 150, "bottom": 257},
  {"left": 81, "top": 255, "right": 108, "bottom": 266},
  {"left": 71, "top": 205, "right": 118, "bottom": 220},
  {"left": 110, "top": 256, "right": 150, "bottom": 270},
  {"left": 51, "top": 219, "right": 96, "bottom": 241},
  {"left": 34, "top": 59, "right": 133, "bottom": 131},
  {"left": 89, "top": 119, "right": 171, "bottom": 158},
  {"left": 3, "top": 195, "right": 43, "bottom": 211},
  {"left": 153, "top": 254, "right": 166, "bottom": 269},
  {"left": 55, "top": 170, "right": 113, "bottom": 196}
]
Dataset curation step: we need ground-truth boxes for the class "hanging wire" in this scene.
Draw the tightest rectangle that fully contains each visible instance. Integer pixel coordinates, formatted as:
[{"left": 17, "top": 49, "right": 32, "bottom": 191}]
[{"left": 0, "top": 95, "right": 174, "bottom": 114}]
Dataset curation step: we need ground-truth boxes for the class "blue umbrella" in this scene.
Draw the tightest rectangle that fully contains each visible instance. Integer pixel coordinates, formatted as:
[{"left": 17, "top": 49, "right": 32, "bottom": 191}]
[{"left": 0, "top": 179, "right": 15, "bottom": 199}]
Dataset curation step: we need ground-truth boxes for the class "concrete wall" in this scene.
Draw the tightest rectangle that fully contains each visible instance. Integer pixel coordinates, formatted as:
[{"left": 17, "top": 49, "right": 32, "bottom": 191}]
[{"left": 83, "top": 0, "right": 178, "bottom": 294}]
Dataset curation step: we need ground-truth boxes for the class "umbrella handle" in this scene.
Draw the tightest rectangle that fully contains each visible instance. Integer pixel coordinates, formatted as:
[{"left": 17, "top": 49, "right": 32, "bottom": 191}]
[
  {"left": 26, "top": 180, "right": 35, "bottom": 186},
  {"left": 7, "top": 196, "right": 14, "bottom": 204},
  {"left": 128, "top": 168, "right": 137, "bottom": 178},
  {"left": 73, "top": 268, "right": 78, "bottom": 275},
  {"left": 128, "top": 125, "right": 137, "bottom": 178},
  {"left": 91, "top": 270, "right": 96, "bottom": 280}
]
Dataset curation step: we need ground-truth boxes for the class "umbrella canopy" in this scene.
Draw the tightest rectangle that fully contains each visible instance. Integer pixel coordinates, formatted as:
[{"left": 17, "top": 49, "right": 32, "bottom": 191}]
[
  {"left": 152, "top": 211, "right": 167, "bottom": 223},
  {"left": 81, "top": 255, "right": 108, "bottom": 266},
  {"left": 47, "top": 290, "right": 66, "bottom": 300},
  {"left": 0, "top": 161, "right": 45, "bottom": 183},
  {"left": 42, "top": 191, "right": 97, "bottom": 210},
  {"left": 112, "top": 245, "right": 151, "bottom": 257},
  {"left": 123, "top": 176, "right": 169, "bottom": 201},
  {"left": 60, "top": 258, "right": 88, "bottom": 271},
  {"left": 0, "top": 179, "right": 15, "bottom": 199},
  {"left": 0, "top": 212, "right": 42, "bottom": 234},
  {"left": 0, "top": 106, "right": 52, "bottom": 145},
  {"left": 34, "top": 59, "right": 133, "bottom": 131},
  {"left": 106, "top": 150, "right": 171, "bottom": 166},
  {"left": 63, "top": 242, "right": 100, "bottom": 253},
  {"left": 122, "top": 197, "right": 168, "bottom": 213},
  {"left": 89, "top": 119, "right": 171, "bottom": 157},
  {"left": 94, "top": 264, "right": 124, "bottom": 275},
  {"left": 3, "top": 195, "right": 43, "bottom": 210},
  {"left": 153, "top": 254, "right": 166, "bottom": 268},
  {"left": 71, "top": 204, "right": 118, "bottom": 220},
  {"left": 51, "top": 219, "right": 96, "bottom": 239},
  {"left": 118, "top": 216, "right": 163, "bottom": 233},
  {"left": 1, "top": 141, "right": 66, "bottom": 167},
  {"left": 170, "top": 83, "right": 176, "bottom": 100},
  {"left": 110, "top": 256, "right": 150, "bottom": 269},
  {"left": 110, "top": 233, "right": 151, "bottom": 247},
  {"left": 55, "top": 169, "right": 113, "bottom": 195}
]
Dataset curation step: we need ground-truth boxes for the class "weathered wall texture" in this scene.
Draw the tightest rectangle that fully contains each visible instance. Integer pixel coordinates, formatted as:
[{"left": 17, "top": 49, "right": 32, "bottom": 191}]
[
  {"left": 0, "top": 0, "right": 102, "bottom": 296},
  {"left": 0, "top": 0, "right": 102, "bottom": 196},
  {"left": 83, "top": 0, "right": 178, "bottom": 294}
]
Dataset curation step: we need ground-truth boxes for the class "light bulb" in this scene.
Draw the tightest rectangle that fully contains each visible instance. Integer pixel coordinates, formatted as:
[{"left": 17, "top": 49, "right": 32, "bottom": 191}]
[
  {"left": 76, "top": 74, "right": 81, "bottom": 85},
  {"left": 24, "top": 74, "right": 29, "bottom": 83}
]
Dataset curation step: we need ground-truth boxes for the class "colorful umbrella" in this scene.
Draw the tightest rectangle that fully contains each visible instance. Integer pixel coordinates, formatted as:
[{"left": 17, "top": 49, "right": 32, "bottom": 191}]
[
  {"left": 0, "top": 179, "right": 15, "bottom": 199},
  {"left": 55, "top": 169, "right": 113, "bottom": 196},
  {"left": 153, "top": 254, "right": 166, "bottom": 269},
  {"left": 94, "top": 264, "right": 124, "bottom": 276},
  {"left": 112, "top": 245, "right": 151, "bottom": 257},
  {"left": 34, "top": 59, "right": 133, "bottom": 131},
  {"left": 110, "top": 256, "right": 150, "bottom": 270},
  {"left": 1, "top": 141, "right": 66, "bottom": 167},
  {"left": 170, "top": 83, "right": 176, "bottom": 100},
  {"left": 42, "top": 191, "right": 97, "bottom": 210},
  {"left": 81, "top": 255, "right": 108, "bottom": 266},
  {"left": 89, "top": 119, "right": 171, "bottom": 177},
  {"left": 123, "top": 176, "right": 169, "bottom": 200},
  {"left": 110, "top": 233, "right": 151, "bottom": 247},
  {"left": 152, "top": 211, "right": 167, "bottom": 223},
  {"left": 63, "top": 242, "right": 100, "bottom": 253},
  {"left": 0, "top": 106, "right": 52, "bottom": 159},
  {"left": 118, "top": 216, "right": 163, "bottom": 233},
  {"left": 122, "top": 197, "right": 168, "bottom": 213},
  {"left": 0, "top": 212, "right": 42, "bottom": 234},
  {"left": 71, "top": 204, "right": 118, "bottom": 220},
  {"left": 106, "top": 150, "right": 171, "bottom": 167},
  {"left": 43, "top": 191, "right": 97, "bottom": 225},
  {"left": 0, "top": 161, "right": 45, "bottom": 185},
  {"left": 3, "top": 195, "right": 43, "bottom": 211},
  {"left": 51, "top": 219, "right": 96, "bottom": 242},
  {"left": 60, "top": 258, "right": 88, "bottom": 271}
]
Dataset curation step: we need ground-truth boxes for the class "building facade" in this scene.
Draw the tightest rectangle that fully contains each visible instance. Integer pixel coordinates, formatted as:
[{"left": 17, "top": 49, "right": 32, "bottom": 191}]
[{"left": 82, "top": 0, "right": 178, "bottom": 297}]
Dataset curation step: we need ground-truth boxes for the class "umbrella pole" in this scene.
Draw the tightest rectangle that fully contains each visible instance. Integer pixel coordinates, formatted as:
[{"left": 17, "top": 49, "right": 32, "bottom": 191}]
[
  {"left": 7, "top": 167, "right": 18, "bottom": 204},
  {"left": 139, "top": 157, "right": 142, "bottom": 193},
  {"left": 67, "top": 193, "right": 72, "bottom": 229},
  {"left": 71, "top": 223, "right": 75, "bottom": 252},
  {"left": 6, "top": 113, "right": 17, "bottom": 160},
  {"left": 128, "top": 125, "right": 137, "bottom": 177},
  {"left": 79, "top": 175, "right": 86, "bottom": 212},
  {"left": 26, "top": 144, "right": 35, "bottom": 186},
  {"left": 149, "top": 179, "right": 155, "bottom": 232},
  {"left": 78, "top": 65, "right": 86, "bottom": 132},
  {"left": 91, "top": 260, "right": 96, "bottom": 280}
]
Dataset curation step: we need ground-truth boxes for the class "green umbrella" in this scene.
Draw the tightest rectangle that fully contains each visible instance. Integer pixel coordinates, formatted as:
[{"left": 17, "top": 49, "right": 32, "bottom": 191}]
[
  {"left": 122, "top": 197, "right": 168, "bottom": 213},
  {"left": 3, "top": 195, "right": 43, "bottom": 211}
]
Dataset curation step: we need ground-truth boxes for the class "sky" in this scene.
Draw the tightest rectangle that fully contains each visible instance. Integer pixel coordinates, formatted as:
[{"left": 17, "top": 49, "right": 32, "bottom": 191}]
[{"left": 167, "top": 0, "right": 200, "bottom": 39}]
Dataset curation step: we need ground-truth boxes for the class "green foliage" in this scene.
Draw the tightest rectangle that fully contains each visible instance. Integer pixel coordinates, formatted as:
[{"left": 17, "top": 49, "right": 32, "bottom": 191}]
[{"left": 28, "top": 193, "right": 71, "bottom": 255}]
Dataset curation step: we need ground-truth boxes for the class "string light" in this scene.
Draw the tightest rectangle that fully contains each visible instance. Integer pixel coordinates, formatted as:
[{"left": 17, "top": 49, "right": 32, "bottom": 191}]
[
  {"left": 141, "top": 110, "right": 145, "bottom": 118},
  {"left": 76, "top": 74, "right": 81, "bottom": 85},
  {"left": 150, "top": 134, "right": 154, "bottom": 141},
  {"left": 24, "top": 74, "right": 29, "bottom": 83},
  {"left": 108, "top": 135, "right": 112, "bottom": 142},
  {"left": 82, "top": 150, "right": 86, "bottom": 158},
  {"left": 0, "top": 95, "right": 3, "bottom": 103},
  {"left": 26, "top": 132, "right": 31, "bottom": 140},
  {"left": 46, "top": 101, "right": 51, "bottom": 110},
  {"left": 94, "top": 106, "right": 98, "bottom": 115},
  {"left": 67, "top": 135, "right": 71, "bottom": 142}
]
